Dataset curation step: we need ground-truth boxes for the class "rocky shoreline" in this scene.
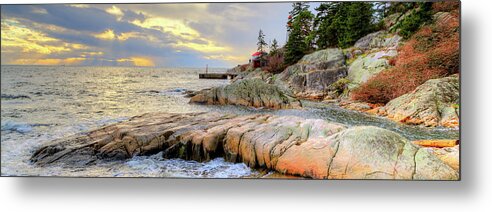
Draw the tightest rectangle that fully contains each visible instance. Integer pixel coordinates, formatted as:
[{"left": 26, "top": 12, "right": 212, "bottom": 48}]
[
  {"left": 189, "top": 13, "right": 459, "bottom": 129},
  {"left": 28, "top": 9, "right": 459, "bottom": 179},
  {"left": 339, "top": 75, "right": 459, "bottom": 128},
  {"left": 31, "top": 112, "right": 458, "bottom": 180}
]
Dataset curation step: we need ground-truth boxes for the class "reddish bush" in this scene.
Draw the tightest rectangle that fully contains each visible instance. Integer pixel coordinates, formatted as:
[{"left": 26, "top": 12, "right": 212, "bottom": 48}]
[
  {"left": 263, "top": 54, "right": 287, "bottom": 74},
  {"left": 351, "top": 10, "right": 459, "bottom": 104},
  {"left": 432, "top": 1, "right": 460, "bottom": 13},
  {"left": 388, "top": 57, "right": 397, "bottom": 66},
  {"left": 239, "top": 64, "right": 250, "bottom": 72}
]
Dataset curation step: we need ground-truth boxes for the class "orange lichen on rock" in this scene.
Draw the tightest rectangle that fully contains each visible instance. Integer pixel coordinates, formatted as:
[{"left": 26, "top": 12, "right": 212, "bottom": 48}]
[{"left": 413, "top": 140, "right": 459, "bottom": 148}]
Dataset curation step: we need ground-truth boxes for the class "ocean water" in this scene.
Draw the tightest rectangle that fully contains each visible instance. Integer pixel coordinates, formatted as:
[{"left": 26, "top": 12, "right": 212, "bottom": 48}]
[{"left": 0, "top": 65, "right": 459, "bottom": 177}]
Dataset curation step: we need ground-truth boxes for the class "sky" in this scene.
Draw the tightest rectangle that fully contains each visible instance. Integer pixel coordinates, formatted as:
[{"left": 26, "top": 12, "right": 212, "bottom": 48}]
[{"left": 0, "top": 3, "right": 306, "bottom": 68}]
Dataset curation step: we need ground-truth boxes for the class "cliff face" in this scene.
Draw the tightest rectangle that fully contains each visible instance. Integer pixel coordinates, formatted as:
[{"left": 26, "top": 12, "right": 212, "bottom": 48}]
[{"left": 274, "top": 48, "right": 347, "bottom": 100}]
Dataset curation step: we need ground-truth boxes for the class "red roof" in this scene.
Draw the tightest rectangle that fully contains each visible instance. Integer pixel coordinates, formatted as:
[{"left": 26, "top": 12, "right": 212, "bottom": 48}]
[{"left": 251, "top": 52, "right": 262, "bottom": 56}]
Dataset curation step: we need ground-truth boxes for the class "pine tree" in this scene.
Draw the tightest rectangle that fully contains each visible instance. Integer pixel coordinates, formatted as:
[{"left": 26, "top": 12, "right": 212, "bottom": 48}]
[
  {"left": 287, "top": 2, "right": 309, "bottom": 33},
  {"left": 314, "top": 2, "right": 340, "bottom": 48},
  {"left": 289, "top": 2, "right": 309, "bottom": 19},
  {"left": 285, "top": 9, "right": 314, "bottom": 65},
  {"left": 285, "top": 23, "right": 306, "bottom": 64},
  {"left": 337, "top": 2, "right": 375, "bottom": 48},
  {"left": 312, "top": 2, "right": 375, "bottom": 48},
  {"left": 270, "top": 39, "right": 279, "bottom": 55},
  {"left": 396, "top": 2, "right": 433, "bottom": 39},
  {"left": 257, "top": 29, "right": 267, "bottom": 52}
]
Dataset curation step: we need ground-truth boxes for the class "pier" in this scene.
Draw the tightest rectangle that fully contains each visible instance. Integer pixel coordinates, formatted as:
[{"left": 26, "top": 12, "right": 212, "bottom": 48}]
[
  {"left": 199, "top": 73, "right": 238, "bottom": 80},
  {"left": 199, "top": 64, "right": 237, "bottom": 79}
]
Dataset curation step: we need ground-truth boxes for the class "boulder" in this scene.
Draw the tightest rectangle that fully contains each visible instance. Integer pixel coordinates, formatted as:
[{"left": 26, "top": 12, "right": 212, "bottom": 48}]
[
  {"left": 425, "top": 145, "right": 460, "bottom": 171},
  {"left": 383, "top": 75, "right": 460, "bottom": 127},
  {"left": 189, "top": 79, "right": 301, "bottom": 109},
  {"left": 383, "top": 13, "right": 402, "bottom": 29},
  {"left": 275, "top": 48, "right": 347, "bottom": 99},
  {"left": 433, "top": 12, "right": 459, "bottom": 28},
  {"left": 231, "top": 67, "right": 273, "bottom": 83},
  {"left": 353, "top": 31, "right": 401, "bottom": 50},
  {"left": 413, "top": 147, "right": 459, "bottom": 180},
  {"left": 227, "top": 64, "right": 249, "bottom": 73},
  {"left": 347, "top": 49, "right": 397, "bottom": 89},
  {"left": 31, "top": 112, "right": 459, "bottom": 180}
]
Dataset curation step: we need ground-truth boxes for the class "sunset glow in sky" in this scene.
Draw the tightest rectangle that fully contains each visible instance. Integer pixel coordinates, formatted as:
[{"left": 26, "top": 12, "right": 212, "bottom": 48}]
[{"left": 1, "top": 3, "right": 295, "bottom": 67}]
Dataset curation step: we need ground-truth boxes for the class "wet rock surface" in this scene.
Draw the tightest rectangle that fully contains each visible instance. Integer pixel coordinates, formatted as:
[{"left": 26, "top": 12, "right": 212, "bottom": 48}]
[{"left": 31, "top": 112, "right": 459, "bottom": 180}]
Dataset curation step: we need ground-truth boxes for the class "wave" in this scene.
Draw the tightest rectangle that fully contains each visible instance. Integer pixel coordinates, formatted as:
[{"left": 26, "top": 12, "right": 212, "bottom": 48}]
[
  {"left": 1, "top": 94, "right": 31, "bottom": 100},
  {"left": 124, "top": 155, "right": 255, "bottom": 178},
  {"left": 166, "top": 88, "right": 187, "bottom": 93},
  {"left": 95, "top": 117, "right": 128, "bottom": 126},
  {"left": 136, "top": 88, "right": 189, "bottom": 96},
  {"left": 1, "top": 121, "right": 33, "bottom": 134}
]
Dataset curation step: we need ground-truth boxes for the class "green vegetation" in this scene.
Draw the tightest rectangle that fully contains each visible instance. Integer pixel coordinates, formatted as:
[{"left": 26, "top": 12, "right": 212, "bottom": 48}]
[
  {"left": 392, "top": 2, "right": 433, "bottom": 39},
  {"left": 248, "top": 2, "right": 459, "bottom": 105},
  {"left": 284, "top": 4, "right": 314, "bottom": 65},
  {"left": 352, "top": 2, "right": 460, "bottom": 104},
  {"left": 313, "top": 2, "right": 377, "bottom": 49},
  {"left": 270, "top": 39, "right": 279, "bottom": 55},
  {"left": 329, "top": 78, "right": 350, "bottom": 96},
  {"left": 284, "top": 2, "right": 378, "bottom": 65},
  {"left": 257, "top": 29, "right": 267, "bottom": 52}
]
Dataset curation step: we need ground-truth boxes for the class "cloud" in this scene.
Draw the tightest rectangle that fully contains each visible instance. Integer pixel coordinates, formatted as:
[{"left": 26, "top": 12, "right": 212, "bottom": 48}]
[
  {"left": 203, "top": 54, "right": 249, "bottom": 64},
  {"left": 13, "top": 57, "right": 86, "bottom": 65},
  {"left": 116, "top": 57, "right": 155, "bottom": 67},
  {"left": 1, "top": 19, "right": 87, "bottom": 55},
  {"left": 94, "top": 29, "right": 117, "bottom": 40},
  {"left": 1, "top": 3, "right": 296, "bottom": 67},
  {"left": 106, "top": 5, "right": 124, "bottom": 18},
  {"left": 1, "top": 5, "right": 140, "bottom": 33}
]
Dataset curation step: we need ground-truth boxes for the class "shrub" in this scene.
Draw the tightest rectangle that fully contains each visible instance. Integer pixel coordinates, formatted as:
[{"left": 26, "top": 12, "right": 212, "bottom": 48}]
[
  {"left": 263, "top": 53, "right": 287, "bottom": 74},
  {"left": 328, "top": 78, "right": 350, "bottom": 96},
  {"left": 239, "top": 64, "right": 250, "bottom": 72},
  {"left": 432, "top": 1, "right": 460, "bottom": 13},
  {"left": 351, "top": 9, "right": 459, "bottom": 104},
  {"left": 388, "top": 57, "right": 397, "bottom": 66}
]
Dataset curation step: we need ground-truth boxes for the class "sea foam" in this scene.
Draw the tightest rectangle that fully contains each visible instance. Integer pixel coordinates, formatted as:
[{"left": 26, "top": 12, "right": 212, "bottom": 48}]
[{"left": 1, "top": 121, "right": 33, "bottom": 133}]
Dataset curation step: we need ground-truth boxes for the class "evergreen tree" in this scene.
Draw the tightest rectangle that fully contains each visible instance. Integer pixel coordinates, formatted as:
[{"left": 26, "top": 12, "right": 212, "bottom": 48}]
[
  {"left": 270, "top": 39, "right": 279, "bottom": 55},
  {"left": 313, "top": 2, "right": 375, "bottom": 48},
  {"left": 289, "top": 2, "right": 309, "bottom": 19},
  {"left": 285, "top": 9, "right": 314, "bottom": 65},
  {"left": 257, "top": 29, "right": 267, "bottom": 52},
  {"left": 386, "top": 2, "right": 416, "bottom": 16},
  {"left": 314, "top": 2, "right": 340, "bottom": 48},
  {"left": 396, "top": 2, "right": 433, "bottom": 39},
  {"left": 337, "top": 2, "right": 375, "bottom": 48},
  {"left": 285, "top": 23, "right": 306, "bottom": 65},
  {"left": 287, "top": 2, "right": 309, "bottom": 33}
]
